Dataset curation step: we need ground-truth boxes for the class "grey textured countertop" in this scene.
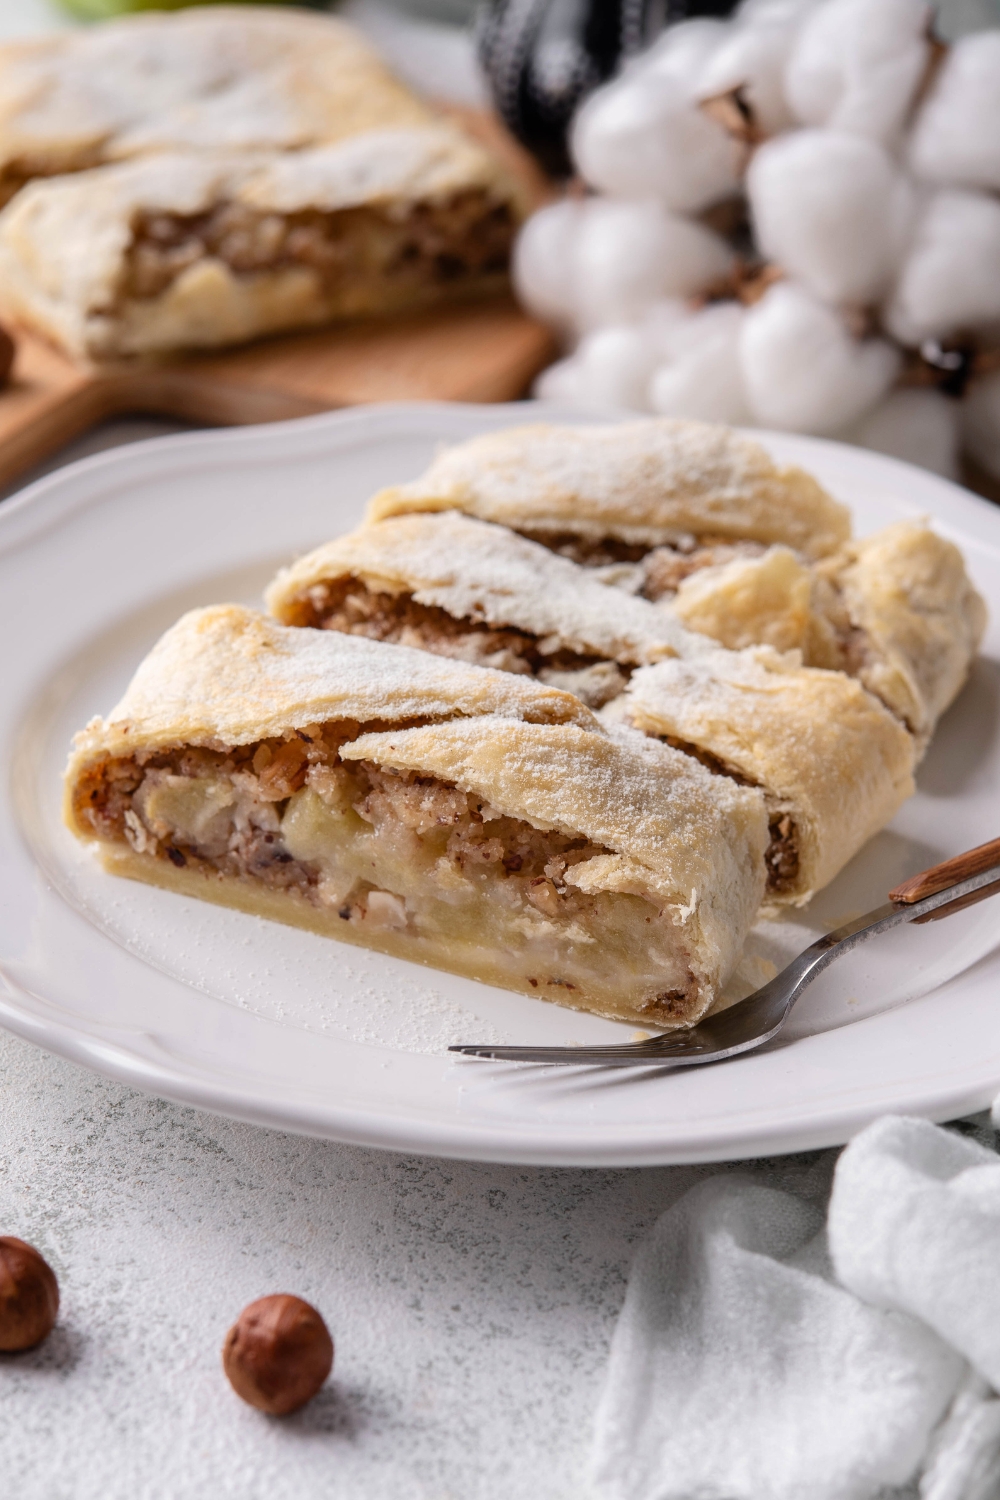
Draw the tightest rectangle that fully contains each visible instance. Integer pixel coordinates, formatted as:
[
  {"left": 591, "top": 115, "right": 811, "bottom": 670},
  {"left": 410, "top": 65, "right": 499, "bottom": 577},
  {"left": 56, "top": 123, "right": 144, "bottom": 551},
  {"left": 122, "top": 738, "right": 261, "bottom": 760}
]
[{"left": 0, "top": 1027, "right": 843, "bottom": 1499}]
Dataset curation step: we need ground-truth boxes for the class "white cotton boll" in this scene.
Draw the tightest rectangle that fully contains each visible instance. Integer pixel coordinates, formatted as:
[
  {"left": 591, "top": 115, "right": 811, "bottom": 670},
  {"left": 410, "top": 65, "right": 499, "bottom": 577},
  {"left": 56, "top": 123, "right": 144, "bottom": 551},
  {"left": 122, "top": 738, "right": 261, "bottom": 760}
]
[
  {"left": 910, "top": 32, "right": 1000, "bottom": 193},
  {"left": 748, "top": 130, "right": 915, "bottom": 304},
  {"left": 846, "top": 388, "right": 960, "bottom": 479},
  {"left": 885, "top": 190, "right": 1000, "bottom": 345},
  {"left": 784, "top": 0, "right": 931, "bottom": 144},
  {"left": 512, "top": 199, "right": 586, "bottom": 328},
  {"left": 638, "top": 298, "right": 698, "bottom": 357},
  {"left": 567, "top": 326, "right": 659, "bottom": 411},
  {"left": 739, "top": 281, "right": 901, "bottom": 433},
  {"left": 696, "top": 0, "right": 816, "bottom": 134},
  {"left": 572, "top": 199, "right": 734, "bottom": 330},
  {"left": 635, "top": 18, "right": 730, "bottom": 82},
  {"left": 571, "top": 71, "right": 742, "bottom": 212},
  {"left": 963, "top": 371, "right": 1000, "bottom": 481},
  {"left": 649, "top": 302, "right": 752, "bottom": 424},
  {"left": 533, "top": 355, "right": 587, "bottom": 405}
]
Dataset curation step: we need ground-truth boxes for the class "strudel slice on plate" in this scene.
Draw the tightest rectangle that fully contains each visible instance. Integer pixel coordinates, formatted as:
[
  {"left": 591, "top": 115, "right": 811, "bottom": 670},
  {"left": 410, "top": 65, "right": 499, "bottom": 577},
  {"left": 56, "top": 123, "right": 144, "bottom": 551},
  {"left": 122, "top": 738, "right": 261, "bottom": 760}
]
[
  {"left": 0, "top": 8, "right": 467, "bottom": 205},
  {"left": 0, "top": 127, "right": 522, "bottom": 361},
  {"left": 369, "top": 418, "right": 986, "bottom": 746},
  {"left": 64, "top": 606, "right": 769, "bottom": 1026},
  {"left": 265, "top": 510, "right": 691, "bottom": 708},
  {"left": 266, "top": 508, "right": 917, "bottom": 904},
  {"left": 611, "top": 647, "right": 916, "bottom": 906}
]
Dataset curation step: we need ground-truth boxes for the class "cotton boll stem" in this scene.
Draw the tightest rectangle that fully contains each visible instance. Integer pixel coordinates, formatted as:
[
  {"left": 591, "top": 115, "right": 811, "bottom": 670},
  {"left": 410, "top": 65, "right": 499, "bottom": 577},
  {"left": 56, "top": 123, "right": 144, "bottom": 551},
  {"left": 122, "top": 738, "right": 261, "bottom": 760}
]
[{"left": 740, "top": 281, "right": 901, "bottom": 433}]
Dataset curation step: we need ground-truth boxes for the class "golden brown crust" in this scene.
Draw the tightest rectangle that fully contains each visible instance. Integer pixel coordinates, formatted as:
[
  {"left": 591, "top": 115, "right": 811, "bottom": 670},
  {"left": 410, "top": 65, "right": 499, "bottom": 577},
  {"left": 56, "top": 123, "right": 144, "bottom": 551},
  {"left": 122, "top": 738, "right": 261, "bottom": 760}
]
[
  {"left": 616, "top": 646, "right": 917, "bottom": 904},
  {"left": 815, "top": 520, "right": 988, "bottom": 744},
  {"left": 367, "top": 420, "right": 852, "bottom": 559},
  {"left": 64, "top": 603, "right": 598, "bottom": 821},
  {"left": 0, "top": 9, "right": 439, "bottom": 191}
]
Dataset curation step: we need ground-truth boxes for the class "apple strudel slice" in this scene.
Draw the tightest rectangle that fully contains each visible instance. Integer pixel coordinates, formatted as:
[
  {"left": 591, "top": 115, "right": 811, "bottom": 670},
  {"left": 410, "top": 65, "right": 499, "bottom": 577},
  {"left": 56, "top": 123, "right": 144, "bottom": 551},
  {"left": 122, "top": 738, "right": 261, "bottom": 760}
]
[
  {"left": 64, "top": 605, "right": 768, "bottom": 1026},
  {"left": 367, "top": 419, "right": 852, "bottom": 575},
  {"left": 611, "top": 647, "right": 917, "bottom": 906},
  {"left": 265, "top": 510, "right": 692, "bottom": 709},
  {"left": 0, "top": 8, "right": 475, "bottom": 204},
  {"left": 0, "top": 129, "right": 522, "bottom": 361}
]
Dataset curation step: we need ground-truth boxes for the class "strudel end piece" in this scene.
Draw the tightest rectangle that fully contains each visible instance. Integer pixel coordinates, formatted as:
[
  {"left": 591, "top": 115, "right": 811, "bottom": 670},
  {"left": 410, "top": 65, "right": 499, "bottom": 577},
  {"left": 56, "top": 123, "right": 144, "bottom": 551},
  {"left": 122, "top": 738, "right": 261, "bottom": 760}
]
[
  {"left": 0, "top": 124, "right": 522, "bottom": 361},
  {"left": 64, "top": 605, "right": 768, "bottom": 1026},
  {"left": 367, "top": 419, "right": 852, "bottom": 567},
  {"left": 0, "top": 8, "right": 451, "bottom": 205},
  {"left": 666, "top": 521, "right": 987, "bottom": 745},
  {"left": 265, "top": 510, "right": 693, "bottom": 708},
  {"left": 612, "top": 647, "right": 917, "bottom": 906}
]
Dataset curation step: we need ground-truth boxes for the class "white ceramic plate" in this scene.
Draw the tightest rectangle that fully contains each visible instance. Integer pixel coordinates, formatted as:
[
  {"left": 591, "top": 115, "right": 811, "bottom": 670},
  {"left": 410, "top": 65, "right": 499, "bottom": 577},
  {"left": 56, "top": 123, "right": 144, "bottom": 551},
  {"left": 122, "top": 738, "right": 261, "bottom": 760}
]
[{"left": 2, "top": 402, "right": 999, "bottom": 1165}]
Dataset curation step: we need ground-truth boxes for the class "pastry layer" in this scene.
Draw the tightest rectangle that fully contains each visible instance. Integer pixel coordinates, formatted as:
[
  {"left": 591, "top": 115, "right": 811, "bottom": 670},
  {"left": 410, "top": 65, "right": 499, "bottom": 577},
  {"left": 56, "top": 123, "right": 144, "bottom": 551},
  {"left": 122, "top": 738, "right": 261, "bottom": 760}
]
[
  {"left": 65, "top": 604, "right": 596, "bottom": 780},
  {"left": 0, "top": 127, "right": 522, "bottom": 360},
  {"left": 664, "top": 522, "right": 987, "bottom": 745},
  {"left": 0, "top": 8, "right": 446, "bottom": 204},
  {"left": 265, "top": 511, "right": 692, "bottom": 707},
  {"left": 614, "top": 647, "right": 917, "bottom": 906},
  {"left": 812, "top": 521, "right": 988, "bottom": 743},
  {"left": 65, "top": 608, "right": 767, "bottom": 1025},
  {"left": 367, "top": 419, "right": 852, "bottom": 560}
]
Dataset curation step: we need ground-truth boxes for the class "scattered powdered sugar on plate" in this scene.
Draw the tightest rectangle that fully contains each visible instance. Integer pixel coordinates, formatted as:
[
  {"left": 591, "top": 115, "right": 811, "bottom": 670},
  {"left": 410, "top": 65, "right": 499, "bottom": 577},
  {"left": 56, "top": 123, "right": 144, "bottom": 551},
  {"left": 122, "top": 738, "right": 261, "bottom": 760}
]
[{"left": 69, "top": 879, "right": 503, "bottom": 1057}]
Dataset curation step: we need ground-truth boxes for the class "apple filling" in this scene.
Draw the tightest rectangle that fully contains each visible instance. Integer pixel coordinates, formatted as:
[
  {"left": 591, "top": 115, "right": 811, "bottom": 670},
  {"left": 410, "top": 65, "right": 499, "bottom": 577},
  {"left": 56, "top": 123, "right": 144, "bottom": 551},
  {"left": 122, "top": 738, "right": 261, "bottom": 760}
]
[
  {"left": 122, "top": 190, "right": 515, "bottom": 305},
  {"left": 72, "top": 727, "right": 702, "bottom": 1024},
  {"left": 292, "top": 578, "right": 629, "bottom": 709}
]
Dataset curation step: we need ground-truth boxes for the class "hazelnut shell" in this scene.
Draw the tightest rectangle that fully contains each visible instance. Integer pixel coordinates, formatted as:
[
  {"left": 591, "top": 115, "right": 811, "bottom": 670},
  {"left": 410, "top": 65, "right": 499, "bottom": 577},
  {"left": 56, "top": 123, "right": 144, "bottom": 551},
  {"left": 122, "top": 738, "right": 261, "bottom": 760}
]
[
  {"left": 222, "top": 1293, "right": 333, "bottom": 1415},
  {"left": 0, "top": 1236, "right": 59, "bottom": 1351}
]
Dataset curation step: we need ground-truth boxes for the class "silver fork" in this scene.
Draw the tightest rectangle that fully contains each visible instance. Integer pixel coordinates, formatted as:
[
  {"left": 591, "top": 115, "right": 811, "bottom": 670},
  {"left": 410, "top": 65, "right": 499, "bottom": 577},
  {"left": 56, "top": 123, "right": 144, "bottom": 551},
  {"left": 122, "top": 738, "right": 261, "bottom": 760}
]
[{"left": 449, "top": 836, "right": 1000, "bottom": 1069}]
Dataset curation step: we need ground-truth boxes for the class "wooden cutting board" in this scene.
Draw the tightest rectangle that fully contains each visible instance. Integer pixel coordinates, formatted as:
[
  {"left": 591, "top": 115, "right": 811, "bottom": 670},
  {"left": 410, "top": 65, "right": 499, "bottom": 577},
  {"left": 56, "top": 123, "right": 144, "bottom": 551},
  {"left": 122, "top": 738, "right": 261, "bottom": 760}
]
[{"left": 0, "top": 109, "right": 557, "bottom": 494}]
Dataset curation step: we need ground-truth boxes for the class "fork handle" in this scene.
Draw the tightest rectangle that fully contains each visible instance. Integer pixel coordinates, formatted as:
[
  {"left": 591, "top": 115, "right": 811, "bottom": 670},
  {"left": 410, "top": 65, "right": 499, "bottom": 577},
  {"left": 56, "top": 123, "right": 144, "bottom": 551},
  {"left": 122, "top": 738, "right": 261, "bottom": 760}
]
[{"left": 889, "top": 836, "right": 1000, "bottom": 905}]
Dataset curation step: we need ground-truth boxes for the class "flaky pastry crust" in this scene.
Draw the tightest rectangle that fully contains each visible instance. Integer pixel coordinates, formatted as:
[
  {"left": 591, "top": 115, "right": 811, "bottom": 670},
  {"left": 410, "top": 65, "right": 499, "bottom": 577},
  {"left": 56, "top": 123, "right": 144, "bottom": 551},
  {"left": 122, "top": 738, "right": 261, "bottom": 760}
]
[
  {"left": 815, "top": 520, "right": 988, "bottom": 744},
  {"left": 65, "top": 603, "right": 597, "bottom": 795},
  {"left": 0, "top": 8, "right": 439, "bottom": 200},
  {"left": 367, "top": 419, "right": 852, "bottom": 559},
  {"left": 265, "top": 510, "right": 694, "bottom": 666},
  {"left": 616, "top": 646, "right": 916, "bottom": 905}
]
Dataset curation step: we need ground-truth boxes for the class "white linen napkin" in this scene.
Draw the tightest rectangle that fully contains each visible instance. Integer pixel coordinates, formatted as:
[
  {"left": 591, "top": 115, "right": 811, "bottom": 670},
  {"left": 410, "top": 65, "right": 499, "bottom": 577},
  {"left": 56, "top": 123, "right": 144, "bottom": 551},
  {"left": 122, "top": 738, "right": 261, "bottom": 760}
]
[{"left": 589, "top": 1115, "right": 1000, "bottom": 1500}]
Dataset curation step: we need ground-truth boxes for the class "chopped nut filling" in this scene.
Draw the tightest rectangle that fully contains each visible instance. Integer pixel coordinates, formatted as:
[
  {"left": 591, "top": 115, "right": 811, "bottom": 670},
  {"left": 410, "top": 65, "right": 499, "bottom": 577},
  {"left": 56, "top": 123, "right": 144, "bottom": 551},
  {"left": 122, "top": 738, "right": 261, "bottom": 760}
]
[
  {"left": 294, "top": 579, "right": 630, "bottom": 709},
  {"left": 73, "top": 724, "right": 700, "bottom": 1023},
  {"left": 121, "top": 190, "right": 515, "bottom": 303},
  {"left": 660, "top": 734, "right": 799, "bottom": 896},
  {"left": 525, "top": 529, "right": 769, "bottom": 601}
]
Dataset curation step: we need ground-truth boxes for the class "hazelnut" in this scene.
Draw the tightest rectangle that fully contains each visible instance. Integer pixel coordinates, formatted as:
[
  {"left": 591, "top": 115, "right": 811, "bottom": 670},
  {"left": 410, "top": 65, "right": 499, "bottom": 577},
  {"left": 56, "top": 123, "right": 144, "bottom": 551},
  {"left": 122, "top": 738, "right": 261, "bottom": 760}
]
[
  {"left": 222, "top": 1294, "right": 333, "bottom": 1415},
  {"left": 0, "top": 321, "right": 14, "bottom": 388},
  {"left": 0, "top": 1236, "right": 59, "bottom": 1351}
]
